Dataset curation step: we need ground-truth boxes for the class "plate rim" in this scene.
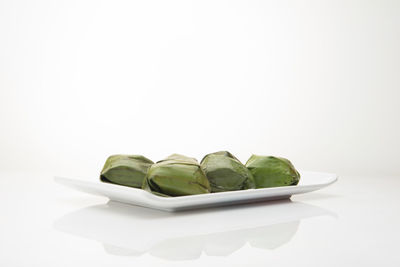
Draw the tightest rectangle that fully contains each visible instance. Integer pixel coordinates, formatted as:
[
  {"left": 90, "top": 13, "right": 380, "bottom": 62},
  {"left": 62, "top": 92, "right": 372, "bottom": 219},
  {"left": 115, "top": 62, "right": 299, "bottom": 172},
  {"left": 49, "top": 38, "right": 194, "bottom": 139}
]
[{"left": 54, "top": 170, "right": 338, "bottom": 204}]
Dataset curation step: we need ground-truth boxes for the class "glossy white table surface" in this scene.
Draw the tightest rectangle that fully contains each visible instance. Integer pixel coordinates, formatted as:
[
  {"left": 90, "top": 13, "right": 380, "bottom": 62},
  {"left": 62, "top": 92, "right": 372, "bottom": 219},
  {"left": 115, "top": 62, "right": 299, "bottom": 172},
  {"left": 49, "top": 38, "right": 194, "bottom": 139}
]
[{"left": 1, "top": 172, "right": 399, "bottom": 266}]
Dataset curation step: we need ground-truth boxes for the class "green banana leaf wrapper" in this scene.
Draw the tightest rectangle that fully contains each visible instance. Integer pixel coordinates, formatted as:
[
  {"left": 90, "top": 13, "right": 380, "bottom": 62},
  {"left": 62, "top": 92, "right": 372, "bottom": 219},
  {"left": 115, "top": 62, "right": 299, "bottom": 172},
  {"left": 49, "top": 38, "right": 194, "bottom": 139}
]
[
  {"left": 142, "top": 154, "right": 211, "bottom": 197},
  {"left": 200, "top": 151, "right": 255, "bottom": 192},
  {"left": 245, "top": 155, "right": 300, "bottom": 188},
  {"left": 100, "top": 155, "right": 154, "bottom": 188}
]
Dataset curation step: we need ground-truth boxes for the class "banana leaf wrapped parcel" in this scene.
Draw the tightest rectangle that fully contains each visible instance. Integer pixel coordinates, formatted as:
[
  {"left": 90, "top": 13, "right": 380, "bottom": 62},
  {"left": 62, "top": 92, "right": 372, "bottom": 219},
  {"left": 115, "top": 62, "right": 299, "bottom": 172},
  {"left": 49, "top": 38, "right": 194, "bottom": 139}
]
[
  {"left": 245, "top": 155, "right": 300, "bottom": 188},
  {"left": 142, "top": 154, "right": 211, "bottom": 197},
  {"left": 200, "top": 151, "right": 255, "bottom": 192},
  {"left": 100, "top": 155, "right": 154, "bottom": 188}
]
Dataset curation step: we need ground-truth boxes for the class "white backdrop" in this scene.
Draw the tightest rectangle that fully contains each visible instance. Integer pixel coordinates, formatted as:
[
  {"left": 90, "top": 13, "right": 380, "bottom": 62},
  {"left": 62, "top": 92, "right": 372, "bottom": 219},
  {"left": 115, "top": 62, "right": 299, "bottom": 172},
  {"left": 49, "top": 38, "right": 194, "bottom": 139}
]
[{"left": 1, "top": 0, "right": 399, "bottom": 177}]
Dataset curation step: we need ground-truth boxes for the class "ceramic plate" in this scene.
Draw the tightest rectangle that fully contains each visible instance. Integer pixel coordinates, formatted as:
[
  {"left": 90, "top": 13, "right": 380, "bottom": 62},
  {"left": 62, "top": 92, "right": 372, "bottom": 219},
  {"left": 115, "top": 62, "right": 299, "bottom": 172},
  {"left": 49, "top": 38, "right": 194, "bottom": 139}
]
[{"left": 54, "top": 171, "right": 337, "bottom": 211}]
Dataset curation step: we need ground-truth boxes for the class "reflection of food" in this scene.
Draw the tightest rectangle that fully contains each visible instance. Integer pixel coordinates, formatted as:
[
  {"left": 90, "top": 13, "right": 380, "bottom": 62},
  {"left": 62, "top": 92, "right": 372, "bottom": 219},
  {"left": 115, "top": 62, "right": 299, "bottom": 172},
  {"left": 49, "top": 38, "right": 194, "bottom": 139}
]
[
  {"left": 142, "top": 154, "right": 211, "bottom": 196},
  {"left": 201, "top": 231, "right": 246, "bottom": 256},
  {"left": 149, "top": 237, "right": 204, "bottom": 261},
  {"left": 246, "top": 155, "right": 300, "bottom": 188},
  {"left": 200, "top": 151, "right": 255, "bottom": 192},
  {"left": 102, "top": 221, "right": 299, "bottom": 260},
  {"left": 54, "top": 200, "right": 333, "bottom": 262},
  {"left": 246, "top": 221, "right": 300, "bottom": 249},
  {"left": 100, "top": 155, "right": 153, "bottom": 188},
  {"left": 103, "top": 244, "right": 145, "bottom": 257}
]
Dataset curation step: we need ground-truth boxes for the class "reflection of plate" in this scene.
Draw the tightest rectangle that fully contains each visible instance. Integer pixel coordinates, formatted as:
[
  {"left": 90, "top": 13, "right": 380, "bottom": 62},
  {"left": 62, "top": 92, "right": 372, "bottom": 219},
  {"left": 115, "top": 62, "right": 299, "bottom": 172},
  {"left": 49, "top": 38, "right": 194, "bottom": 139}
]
[
  {"left": 54, "top": 200, "right": 336, "bottom": 261},
  {"left": 54, "top": 171, "right": 337, "bottom": 211}
]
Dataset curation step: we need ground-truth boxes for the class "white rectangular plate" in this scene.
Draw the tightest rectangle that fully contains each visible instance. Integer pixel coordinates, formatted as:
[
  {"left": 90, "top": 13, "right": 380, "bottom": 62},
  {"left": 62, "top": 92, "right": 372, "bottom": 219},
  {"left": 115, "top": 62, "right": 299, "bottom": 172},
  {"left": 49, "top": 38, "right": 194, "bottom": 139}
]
[{"left": 55, "top": 171, "right": 337, "bottom": 211}]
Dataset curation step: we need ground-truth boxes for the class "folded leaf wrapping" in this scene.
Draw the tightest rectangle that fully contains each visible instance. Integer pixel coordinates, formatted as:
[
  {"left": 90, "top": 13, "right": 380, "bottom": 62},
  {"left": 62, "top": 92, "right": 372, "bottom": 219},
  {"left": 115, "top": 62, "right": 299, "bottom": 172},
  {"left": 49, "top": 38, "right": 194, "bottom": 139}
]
[
  {"left": 200, "top": 151, "right": 255, "bottom": 192},
  {"left": 245, "top": 155, "right": 300, "bottom": 188},
  {"left": 142, "top": 154, "right": 211, "bottom": 197},
  {"left": 100, "top": 155, "right": 154, "bottom": 188}
]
